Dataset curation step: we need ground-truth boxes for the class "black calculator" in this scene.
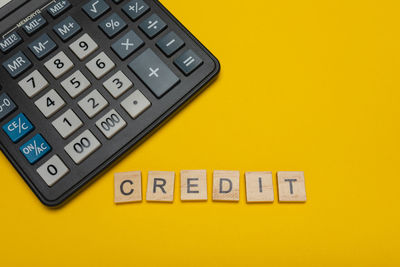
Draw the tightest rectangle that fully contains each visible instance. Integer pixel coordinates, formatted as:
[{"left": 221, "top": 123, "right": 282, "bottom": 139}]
[{"left": 0, "top": 0, "right": 219, "bottom": 206}]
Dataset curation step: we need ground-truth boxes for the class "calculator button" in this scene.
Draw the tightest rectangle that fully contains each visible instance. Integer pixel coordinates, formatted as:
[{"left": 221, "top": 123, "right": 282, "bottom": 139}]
[
  {"left": 99, "top": 13, "right": 127, "bottom": 38},
  {"left": 96, "top": 109, "right": 126, "bottom": 139},
  {"left": 0, "top": 32, "right": 22, "bottom": 54},
  {"left": 78, "top": 89, "right": 108, "bottom": 118},
  {"left": 111, "top": 30, "right": 144, "bottom": 60},
  {"left": 174, "top": 49, "right": 203, "bottom": 76},
  {"left": 121, "top": 90, "right": 151, "bottom": 119},
  {"left": 139, "top": 14, "right": 167, "bottom": 39},
  {"left": 103, "top": 71, "right": 133, "bottom": 98},
  {"left": 0, "top": 93, "right": 17, "bottom": 121},
  {"left": 36, "top": 155, "right": 69, "bottom": 186},
  {"left": 64, "top": 130, "right": 101, "bottom": 164},
  {"left": 61, "top": 70, "right": 91, "bottom": 98},
  {"left": 35, "top": 89, "right": 66, "bottom": 118},
  {"left": 69, "top": 34, "right": 98, "bottom": 60},
  {"left": 20, "top": 134, "right": 51, "bottom": 164},
  {"left": 23, "top": 14, "right": 47, "bottom": 35},
  {"left": 2, "top": 113, "right": 34, "bottom": 143},
  {"left": 47, "top": 0, "right": 72, "bottom": 18},
  {"left": 44, "top": 51, "right": 74, "bottom": 79},
  {"left": 128, "top": 48, "right": 179, "bottom": 98},
  {"left": 53, "top": 16, "right": 82, "bottom": 42},
  {"left": 122, "top": 0, "right": 150, "bottom": 21},
  {"left": 86, "top": 52, "right": 115, "bottom": 79},
  {"left": 82, "top": 0, "right": 110, "bottom": 20},
  {"left": 52, "top": 109, "right": 83, "bottom": 139},
  {"left": 2, "top": 51, "right": 32, "bottom": 78},
  {"left": 28, "top": 34, "right": 58, "bottom": 60},
  {"left": 157, "top": 31, "right": 185, "bottom": 57},
  {"left": 18, "top": 70, "right": 49, "bottom": 98}
]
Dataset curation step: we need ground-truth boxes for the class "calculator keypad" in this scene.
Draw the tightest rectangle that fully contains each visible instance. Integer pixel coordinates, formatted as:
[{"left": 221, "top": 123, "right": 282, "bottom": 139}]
[
  {"left": 35, "top": 89, "right": 66, "bottom": 118},
  {"left": 61, "top": 70, "right": 91, "bottom": 98},
  {"left": 0, "top": 93, "right": 17, "bottom": 120},
  {"left": 99, "top": 13, "right": 127, "bottom": 38},
  {"left": 2, "top": 51, "right": 32, "bottom": 78},
  {"left": 69, "top": 34, "right": 99, "bottom": 60},
  {"left": 111, "top": 30, "right": 143, "bottom": 60},
  {"left": 64, "top": 130, "right": 101, "bottom": 164},
  {"left": 47, "top": 0, "right": 72, "bottom": 18},
  {"left": 122, "top": 0, "right": 149, "bottom": 21},
  {"left": 53, "top": 16, "right": 82, "bottom": 41},
  {"left": 52, "top": 109, "right": 83, "bottom": 139},
  {"left": 18, "top": 70, "right": 49, "bottom": 98},
  {"left": 96, "top": 109, "right": 126, "bottom": 139},
  {"left": 86, "top": 52, "right": 115, "bottom": 79},
  {"left": 28, "top": 34, "right": 58, "bottom": 60},
  {"left": 36, "top": 155, "right": 69, "bottom": 186},
  {"left": 45, "top": 51, "right": 74, "bottom": 79},
  {"left": 78, "top": 89, "right": 109, "bottom": 118},
  {"left": 82, "top": 0, "right": 110, "bottom": 20},
  {"left": 139, "top": 14, "right": 166, "bottom": 38},
  {"left": 20, "top": 134, "right": 51, "bottom": 164},
  {"left": 121, "top": 90, "right": 151, "bottom": 119},
  {"left": 2, "top": 113, "right": 34, "bottom": 143},
  {"left": 103, "top": 71, "right": 133, "bottom": 98}
]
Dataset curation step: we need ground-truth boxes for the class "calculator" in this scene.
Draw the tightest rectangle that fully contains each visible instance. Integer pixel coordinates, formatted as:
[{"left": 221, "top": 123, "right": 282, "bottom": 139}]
[{"left": 0, "top": 0, "right": 219, "bottom": 206}]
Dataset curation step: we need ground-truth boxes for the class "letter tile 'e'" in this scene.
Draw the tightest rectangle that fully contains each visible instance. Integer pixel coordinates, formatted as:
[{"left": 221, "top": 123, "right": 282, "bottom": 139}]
[
  {"left": 277, "top": 171, "right": 307, "bottom": 202},
  {"left": 146, "top": 171, "right": 175, "bottom": 202},
  {"left": 245, "top": 171, "right": 274, "bottom": 202},
  {"left": 213, "top": 170, "right": 240, "bottom": 201},
  {"left": 114, "top": 171, "right": 142, "bottom": 203},
  {"left": 180, "top": 170, "right": 208, "bottom": 201}
]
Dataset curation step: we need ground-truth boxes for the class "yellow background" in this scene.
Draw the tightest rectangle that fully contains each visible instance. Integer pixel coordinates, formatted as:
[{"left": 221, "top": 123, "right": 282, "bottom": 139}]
[{"left": 1, "top": 0, "right": 400, "bottom": 266}]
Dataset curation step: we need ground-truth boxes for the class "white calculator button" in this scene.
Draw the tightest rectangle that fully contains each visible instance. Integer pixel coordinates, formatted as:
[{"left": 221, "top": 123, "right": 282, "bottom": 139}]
[
  {"left": 78, "top": 89, "right": 108, "bottom": 118},
  {"left": 96, "top": 109, "right": 127, "bottom": 139},
  {"left": 36, "top": 155, "right": 69, "bottom": 187},
  {"left": 64, "top": 130, "right": 101, "bottom": 164},
  {"left": 52, "top": 109, "right": 83, "bottom": 139},
  {"left": 18, "top": 70, "right": 49, "bottom": 98},
  {"left": 121, "top": 90, "right": 151, "bottom": 119},
  {"left": 69, "top": 33, "right": 98, "bottom": 60},
  {"left": 61, "top": 70, "right": 91, "bottom": 98},
  {"left": 86, "top": 52, "right": 115, "bottom": 79},
  {"left": 103, "top": 71, "right": 133, "bottom": 99},
  {"left": 44, "top": 51, "right": 74, "bottom": 79},
  {"left": 35, "top": 89, "right": 66, "bottom": 118}
]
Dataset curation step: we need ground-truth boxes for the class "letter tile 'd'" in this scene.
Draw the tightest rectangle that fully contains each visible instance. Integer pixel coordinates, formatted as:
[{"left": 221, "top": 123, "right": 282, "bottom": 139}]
[{"left": 213, "top": 170, "right": 240, "bottom": 201}]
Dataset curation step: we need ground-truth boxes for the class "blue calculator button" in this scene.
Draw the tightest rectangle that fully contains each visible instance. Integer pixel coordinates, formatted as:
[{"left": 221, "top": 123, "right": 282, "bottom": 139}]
[
  {"left": 0, "top": 93, "right": 17, "bottom": 121},
  {"left": 99, "top": 13, "right": 127, "bottom": 38},
  {"left": 2, "top": 51, "right": 32, "bottom": 78},
  {"left": 28, "top": 34, "right": 57, "bottom": 59},
  {"left": 53, "top": 16, "right": 82, "bottom": 41},
  {"left": 20, "top": 134, "right": 51, "bottom": 164},
  {"left": 23, "top": 14, "right": 47, "bottom": 35},
  {"left": 83, "top": 0, "right": 110, "bottom": 20},
  {"left": 2, "top": 113, "right": 34, "bottom": 143},
  {"left": 0, "top": 32, "right": 22, "bottom": 54}
]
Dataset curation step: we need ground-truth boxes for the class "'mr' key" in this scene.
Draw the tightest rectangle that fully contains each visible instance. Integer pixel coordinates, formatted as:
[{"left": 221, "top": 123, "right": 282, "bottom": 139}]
[{"left": 2, "top": 51, "right": 32, "bottom": 78}]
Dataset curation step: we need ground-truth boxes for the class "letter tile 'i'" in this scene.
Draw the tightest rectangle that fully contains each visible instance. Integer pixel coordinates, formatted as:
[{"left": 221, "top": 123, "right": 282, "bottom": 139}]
[
  {"left": 212, "top": 170, "right": 240, "bottom": 201},
  {"left": 245, "top": 172, "right": 274, "bottom": 202},
  {"left": 277, "top": 171, "right": 307, "bottom": 202}
]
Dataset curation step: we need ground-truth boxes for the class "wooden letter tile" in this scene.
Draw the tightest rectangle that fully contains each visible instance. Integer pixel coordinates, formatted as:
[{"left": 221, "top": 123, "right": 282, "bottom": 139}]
[
  {"left": 180, "top": 170, "right": 208, "bottom": 201},
  {"left": 212, "top": 170, "right": 240, "bottom": 201},
  {"left": 277, "top": 171, "right": 307, "bottom": 202},
  {"left": 114, "top": 171, "right": 142, "bottom": 203},
  {"left": 245, "top": 171, "right": 274, "bottom": 202},
  {"left": 146, "top": 171, "right": 175, "bottom": 202}
]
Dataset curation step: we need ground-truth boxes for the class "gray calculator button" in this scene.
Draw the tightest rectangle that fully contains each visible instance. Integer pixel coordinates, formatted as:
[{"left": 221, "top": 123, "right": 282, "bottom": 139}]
[
  {"left": 96, "top": 109, "right": 126, "bottom": 139},
  {"left": 174, "top": 49, "right": 203, "bottom": 76},
  {"left": 139, "top": 14, "right": 167, "bottom": 38},
  {"left": 0, "top": 32, "right": 22, "bottom": 53},
  {"left": 0, "top": 93, "right": 17, "bottom": 121},
  {"left": 99, "top": 13, "right": 127, "bottom": 38},
  {"left": 129, "top": 48, "right": 179, "bottom": 98},
  {"left": 82, "top": 0, "right": 110, "bottom": 20},
  {"left": 52, "top": 109, "right": 83, "bottom": 139},
  {"left": 122, "top": 0, "right": 150, "bottom": 21},
  {"left": 64, "top": 130, "right": 101, "bottom": 164},
  {"left": 61, "top": 70, "right": 91, "bottom": 98},
  {"left": 28, "top": 34, "right": 57, "bottom": 60},
  {"left": 23, "top": 14, "right": 47, "bottom": 35},
  {"left": 157, "top": 31, "right": 185, "bottom": 57},
  {"left": 35, "top": 89, "right": 66, "bottom": 118},
  {"left": 36, "top": 155, "right": 69, "bottom": 186},
  {"left": 2, "top": 51, "right": 32, "bottom": 78},
  {"left": 44, "top": 51, "right": 74, "bottom": 79},
  {"left": 69, "top": 34, "right": 98, "bottom": 60},
  {"left": 111, "top": 30, "right": 143, "bottom": 60},
  {"left": 18, "top": 70, "right": 49, "bottom": 98},
  {"left": 47, "top": 0, "right": 72, "bottom": 18},
  {"left": 78, "top": 89, "right": 108, "bottom": 118},
  {"left": 86, "top": 52, "right": 115, "bottom": 79},
  {"left": 103, "top": 71, "right": 133, "bottom": 98},
  {"left": 53, "top": 16, "right": 81, "bottom": 41},
  {"left": 121, "top": 90, "right": 151, "bottom": 119}
]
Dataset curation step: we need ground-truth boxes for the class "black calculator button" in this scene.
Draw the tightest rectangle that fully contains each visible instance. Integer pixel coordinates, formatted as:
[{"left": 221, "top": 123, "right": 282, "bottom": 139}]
[
  {"left": 86, "top": 52, "right": 115, "bottom": 79},
  {"left": 0, "top": 93, "right": 17, "bottom": 121},
  {"left": 18, "top": 70, "right": 49, "bottom": 98},
  {"left": 2, "top": 51, "right": 32, "bottom": 78},
  {"left": 64, "top": 130, "right": 101, "bottom": 164},
  {"left": 69, "top": 33, "right": 99, "bottom": 61},
  {"left": 174, "top": 49, "right": 203, "bottom": 76},
  {"left": 20, "top": 134, "right": 51, "bottom": 164},
  {"left": 78, "top": 89, "right": 109, "bottom": 118},
  {"left": 53, "top": 16, "right": 82, "bottom": 42},
  {"left": 28, "top": 34, "right": 58, "bottom": 60},
  {"left": 129, "top": 48, "right": 179, "bottom": 98},
  {"left": 60, "top": 70, "right": 91, "bottom": 98},
  {"left": 2, "top": 113, "right": 34, "bottom": 143},
  {"left": 23, "top": 14, "right": 47, "bottom": 36},
  {"left": 139, "top": 14, "right": 167, "bottom": 39},
  {"left": 111, "top": 30, "right": 144, "bottom": 60},
  {"left": 122, "top": 0, "right": 150, "bottom": 21},
  {"left": 47, "top": 0, "right": 72, "bottom": 18},
  {"left": 82, "top": 0, "right": 110, "bottom": 20},
  {"left": 103, "top": 71, "right": 133, "bottom": 98},
  {"left": 121, "top": 89, "right": 151, "bottom": 119},
  {"left": 44, "top": 51, "right": 74, "bottom": 79},
  {"left": 34, "top": 89, "right": 66, "bottom": 118},
  {"left": 52, "top": 109, "right": 83, "bottom": 139},
  {"left": 0, "top": 32, "right": 23, "bottom": 54},
  {"left": 95, "top": 109, "right": 127, "bottom": 139},
  {"left": 36, "top": 155, "right": 69, "bottom": 187},
  {"left": 99, "top": 13, "right": 127, "bottom": 38},
  {"left": 156, "top": 31, "right": 184, "bottom": 57}
]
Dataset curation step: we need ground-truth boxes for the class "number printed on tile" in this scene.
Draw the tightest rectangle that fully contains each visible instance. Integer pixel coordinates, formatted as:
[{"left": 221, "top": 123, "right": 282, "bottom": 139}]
[
  {"left": 61, "top": 70, "right": 91, "bottom": 98},
  {"left": 69, "top": 33, "right": 99, "bottom": 60},
  {"left": 86, "top": 52, "right": 115, "bottom": 79},
  {"left": 78, "top": 89, "right": 109, "bottom": 118},
  {"left": 103, "top": 71, "right": 133, "bottom": 98},
  {"left": 44, "top": 51, "right": 74, "bottom": 79},
  {"left": 34, "top": 89, "right": 66, "bottom": 118},
  {"left": 18, "top": 70, "right": 49, "bottom": 98}
]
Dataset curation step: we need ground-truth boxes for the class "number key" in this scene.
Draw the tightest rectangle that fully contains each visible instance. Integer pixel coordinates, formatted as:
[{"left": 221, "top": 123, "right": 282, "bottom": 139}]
[
  {"left": 61, "top": 70, "right": 91, "bottom": 98},
  {"left": 103, "top": 71, "right": 133, "bottom": 98},
  {"left": 96, "top": 109, "right": 126, "bottom": 139},
  {"left": 36, "top": 155, "right": 69, "bottom": 186},
  {"left": 18, "top": 70, "right": 49, "bottom": 98},
  {"left": 35, "top": 89, "right": 66, "bottom": 118},
  {"left": 86, "top": 52, "right": 115, "bottom": 79},
  {"left": 52, "top": 109, "right": 83, "bottom": 139},
  {"left": 44, "top": 51, "right": 74, "bottom": 79},
  {"left": 64, "top": 130, "right": 101, "bottom": 164},
  {"left": 69, "top": 34, "right": 98, "bottom": 60},
  {"left": 78, "top": 89, "right": 108, "bottom": 118}
]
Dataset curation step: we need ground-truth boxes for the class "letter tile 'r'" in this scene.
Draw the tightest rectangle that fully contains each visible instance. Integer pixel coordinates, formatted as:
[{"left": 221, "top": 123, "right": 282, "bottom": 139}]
[{"left": 146, "top": 171, "right": 175, "bottom": 202}]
